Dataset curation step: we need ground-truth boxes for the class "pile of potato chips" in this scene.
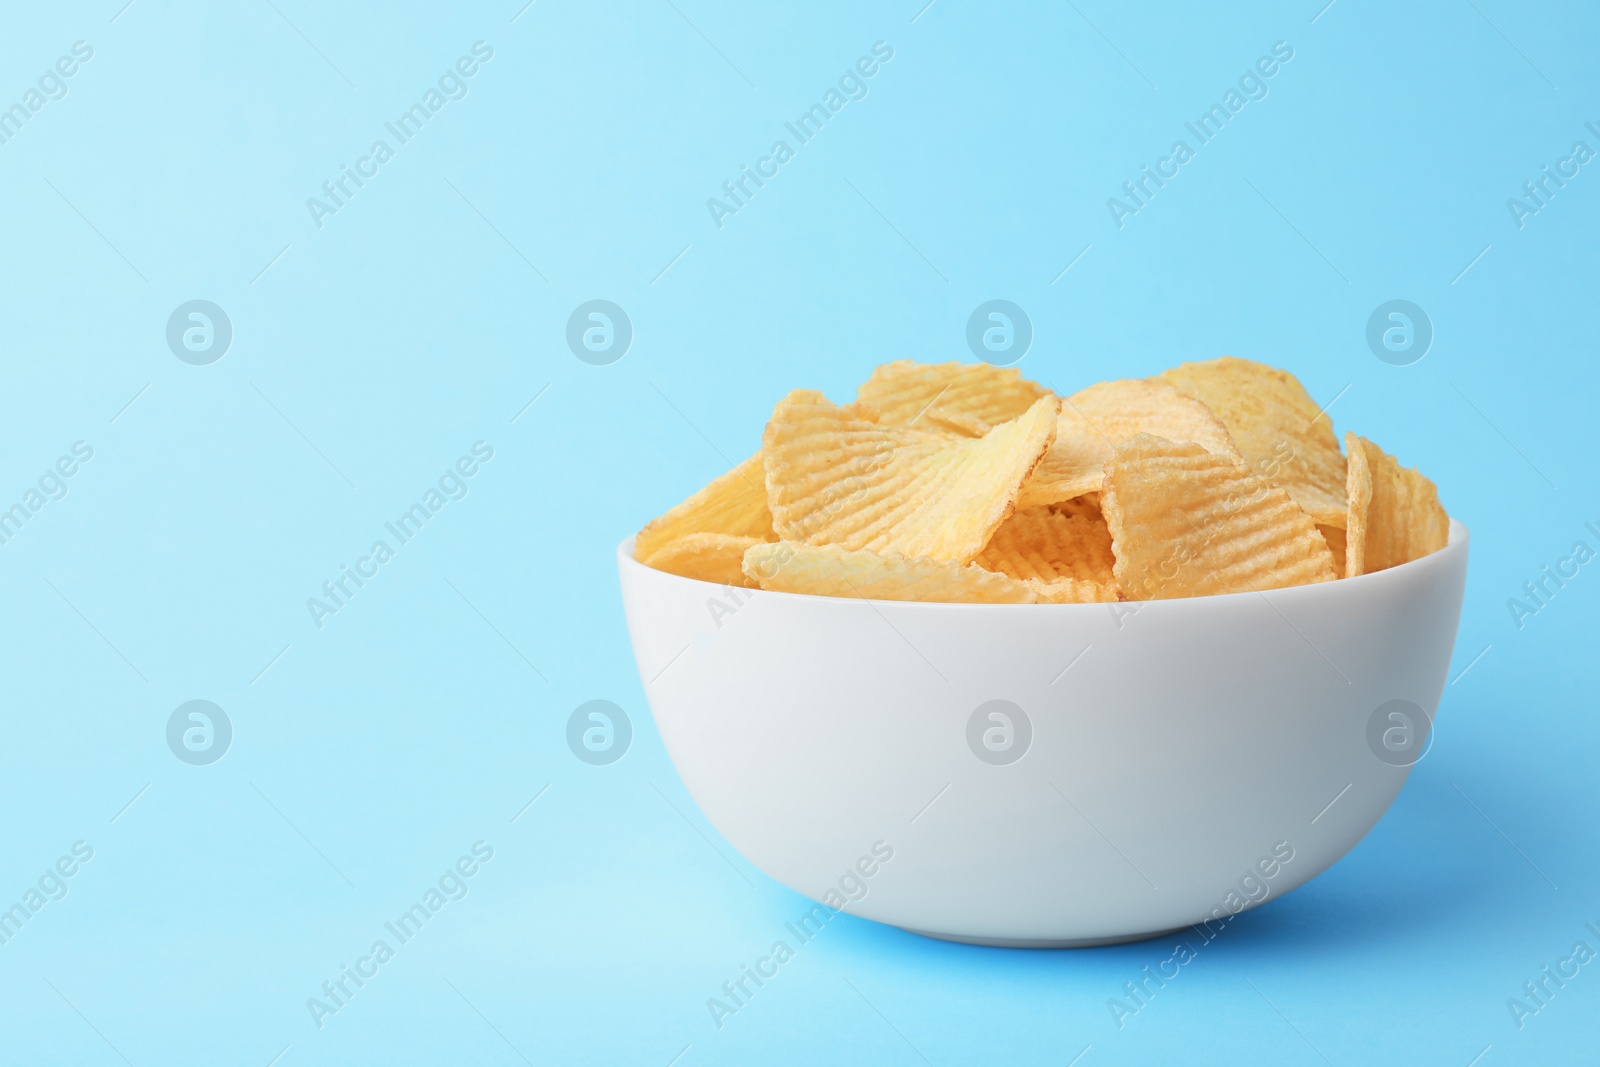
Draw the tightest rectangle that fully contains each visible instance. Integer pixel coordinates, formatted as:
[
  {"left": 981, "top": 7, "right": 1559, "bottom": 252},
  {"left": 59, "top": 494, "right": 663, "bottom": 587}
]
[{"left": 633, "top": 358, "right": 1449, "bottom": 603}]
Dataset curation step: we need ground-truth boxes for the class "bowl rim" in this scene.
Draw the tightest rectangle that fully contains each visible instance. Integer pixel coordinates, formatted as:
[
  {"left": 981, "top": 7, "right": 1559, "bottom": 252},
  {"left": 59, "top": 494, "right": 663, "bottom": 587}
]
[{"left": 618, "top": 519, "right": 1468, "bottom": 612}]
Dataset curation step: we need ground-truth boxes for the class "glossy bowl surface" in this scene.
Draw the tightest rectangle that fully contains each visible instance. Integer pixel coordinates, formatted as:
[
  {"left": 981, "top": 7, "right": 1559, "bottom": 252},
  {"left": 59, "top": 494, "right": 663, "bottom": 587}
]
[{"left": 619, "top": 523, "right": 1468, "bottom": 946}]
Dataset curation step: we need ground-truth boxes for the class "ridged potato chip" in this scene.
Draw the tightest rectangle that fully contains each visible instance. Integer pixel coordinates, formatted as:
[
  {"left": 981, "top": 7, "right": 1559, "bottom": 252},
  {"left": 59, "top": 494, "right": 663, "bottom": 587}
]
[
  {"left": 1344, "top": 433, "right": 1449, "bottom": 577},
  {"left": 636, "top": 358, "right": 1448, "bottom": 603},
  {"left": 1318, "top": 524, "right": 1347, "bottom": 575},
  {"left": 743, "top": 541, "right": 1112, "bottom": 604},
  {"left": 639, "top": 533, "right": 763, "bottom": 587},
  {"left": 1018, "top": 378, "right": 1238, "bottom": 508},
  {"left": 978, "top": 505, "right": 1117, "bottom": 590},
  {"left": 763, "top": 390, "right": 1058, "bottom": 562},
  {"left": 920, "top": 409, "right": 994, "bottom": 438},
  {"left": 1101, "top": 434, "right": 1337, "bottom": 600},
  {"left": 855, "top": 360, "right": 1053, "bottom": 436},
  {"left": 1052, "top": 493, "right": 1102, "bottom": 522},
  {"left": 1156, "top": 356, "right": 1348, "bottom": 527},
  {"left": 635, "top": 451, "right": 772, "bottom": 561}
]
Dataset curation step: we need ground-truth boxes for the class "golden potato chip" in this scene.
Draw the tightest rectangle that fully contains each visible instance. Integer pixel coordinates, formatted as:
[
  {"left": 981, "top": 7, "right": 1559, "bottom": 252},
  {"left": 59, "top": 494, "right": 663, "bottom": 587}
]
[
  {"left": 763, "top": 390, "right": 1058, "bottom": 562},
  {"left": 855, "top": 360, "right": 1053, "bottom": 436},
  {"left": 743, "top": 541, "right": 1113, "bottom": 604},
  {"left": 640, "top": 533, "right": 763, "bottom": 587},
  {"left": 1317, "top": 524, "right": 1347, "bottom": 576},
  {"left": 1052, "top": 493, "right": 1102, "bottom": 522},
  {"left": 1033, "top": 576, "right": 1115, "bottom": 603},
  {"left": 1156, "top": 356, "right": 1347, "bottom": 527},
  {"left": 635, "top": 356, "right": 1448, "bottom": 605},
  {"left": 635, "top": 451, "right": 772, "bottom": 562},
  {"left": 978, "top": 505, "right": 1116, "bottom": 588},
  {"left": 1345, "top": 441, "right": 1373, "bottom": 578},
  {"left": 1344, "top": 432, "right": 1448, "bottom": 576},
  {"left": 1018, "top": 378, "right": 1238, "bottom": 508},
  {"left": 1101, "top": 434, "right": 1337, "bottom": 600},
  {"left": 920, "top": 409, "right": 994, "bottom": 438}
]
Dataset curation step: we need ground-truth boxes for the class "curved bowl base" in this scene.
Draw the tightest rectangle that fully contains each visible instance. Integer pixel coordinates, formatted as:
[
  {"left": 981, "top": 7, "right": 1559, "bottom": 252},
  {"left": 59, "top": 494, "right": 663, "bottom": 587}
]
[
  {"left": 900, "top": 924, "right": 1191, "bottom": 949},
  {"left": 620, "top": 523, "right": 1469, "bottom": 942}
]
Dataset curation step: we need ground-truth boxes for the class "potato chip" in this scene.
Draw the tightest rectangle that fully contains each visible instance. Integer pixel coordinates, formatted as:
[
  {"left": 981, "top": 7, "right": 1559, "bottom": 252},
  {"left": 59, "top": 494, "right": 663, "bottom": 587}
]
[
  {"left": 1018, "top": 378, "right": 1238, "bottom": 508},
  {"left": 855, "top": 360, "right": 1053, "bottom": 436},
  {"left": 978, "top": 505, "right": 1117, "bottom": 589},
  {"left": 920, "top": 409, "right": 994, "bottom": 438},
  {"left": 636, "top": 356, "right": 1447, "bottom": 604},
  {"left": 1052, "top": 493, "right": 1102, "bottom": 522},
  {"left": 635, "top": 451, "right": 772, "bottom": 561},
  {"left": 763, "top": 390, "right": 1058, "bottom": 562},
  {"left": 743, "top": 541, "right": 1113, "bottom": 604},
  {"left": 1317, "top": 524, "right": 1347, "bottom": 576},
  {"left": 1156, "top": 356, "right": 1347, "bottom": 527},
  {"left": 1101, "top": 434, "right": 1337, "bottom": 599},
  {"left": 640, "top": 533, "right": 763, "bottom": 587},
  {"left": 1344, "top": 441, "right": 1373, "bottom": 578},
  {"left": 1344, "top": 433, "right": 1448, "bottom": 576}
]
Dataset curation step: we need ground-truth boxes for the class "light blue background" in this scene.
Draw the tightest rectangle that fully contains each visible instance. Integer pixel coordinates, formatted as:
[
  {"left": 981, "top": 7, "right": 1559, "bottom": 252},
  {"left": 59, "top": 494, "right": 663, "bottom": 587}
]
[{"left": 0, "top": 0, "right": 1594, "bottom": 1063}]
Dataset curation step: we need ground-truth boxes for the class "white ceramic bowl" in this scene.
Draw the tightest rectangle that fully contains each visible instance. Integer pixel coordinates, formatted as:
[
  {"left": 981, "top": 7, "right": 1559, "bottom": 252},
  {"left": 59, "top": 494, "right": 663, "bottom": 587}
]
[{"left": 619, "top": 522, "right": 1468, "bottom": 947}]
